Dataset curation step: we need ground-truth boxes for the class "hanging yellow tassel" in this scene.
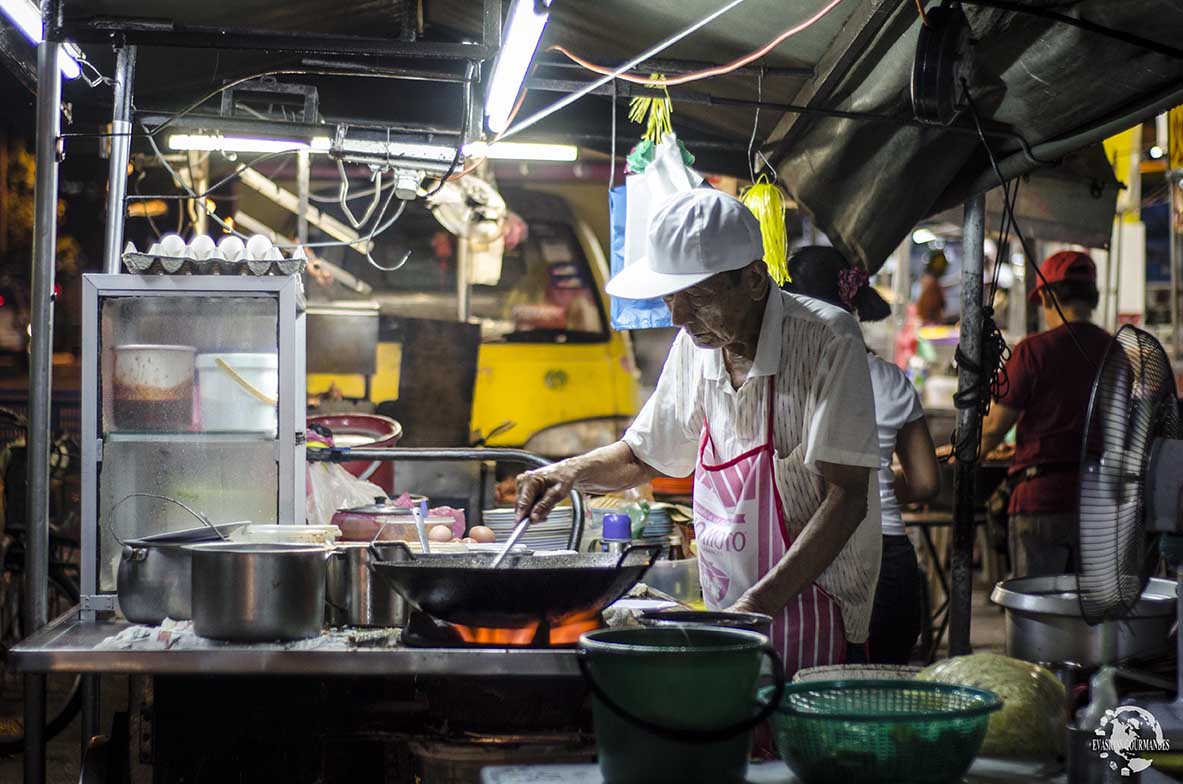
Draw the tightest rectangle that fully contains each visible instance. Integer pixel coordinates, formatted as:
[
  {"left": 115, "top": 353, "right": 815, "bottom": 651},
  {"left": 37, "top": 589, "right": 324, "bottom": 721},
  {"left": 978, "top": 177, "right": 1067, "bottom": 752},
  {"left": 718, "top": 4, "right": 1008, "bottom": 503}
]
[
  {"left": 628, "top": 75, "right": 673, "bottom": 142},
  {"left": 741, "top": 175, "right": 789, "bottom": 284}
]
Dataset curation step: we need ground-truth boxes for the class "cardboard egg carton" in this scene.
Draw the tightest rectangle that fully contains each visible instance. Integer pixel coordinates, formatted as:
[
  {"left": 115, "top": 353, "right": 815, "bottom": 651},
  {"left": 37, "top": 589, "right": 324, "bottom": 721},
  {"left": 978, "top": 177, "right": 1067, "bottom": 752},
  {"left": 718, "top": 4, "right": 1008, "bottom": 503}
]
[{"left": 122, "top": 235, "right": 308, "bottom": 276}]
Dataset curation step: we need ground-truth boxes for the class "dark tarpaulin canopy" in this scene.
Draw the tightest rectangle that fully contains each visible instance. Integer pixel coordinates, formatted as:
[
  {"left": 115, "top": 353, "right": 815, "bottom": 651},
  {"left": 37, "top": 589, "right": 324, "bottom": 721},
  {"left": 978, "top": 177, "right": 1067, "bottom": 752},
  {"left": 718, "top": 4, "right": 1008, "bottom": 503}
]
[
  {"left": 2, "top": 0, "right": 1178, "bottom": 270},
  {"left": 762, "top": 0, "right": 1183, "bottom": 272}
]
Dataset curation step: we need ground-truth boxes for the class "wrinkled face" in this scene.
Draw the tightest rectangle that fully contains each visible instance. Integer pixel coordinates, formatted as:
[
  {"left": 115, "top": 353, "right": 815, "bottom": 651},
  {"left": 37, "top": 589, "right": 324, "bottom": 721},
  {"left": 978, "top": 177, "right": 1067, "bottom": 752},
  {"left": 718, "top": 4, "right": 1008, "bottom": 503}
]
[{"left": 663, "top": 265, "right": 762, "bottom": 349}]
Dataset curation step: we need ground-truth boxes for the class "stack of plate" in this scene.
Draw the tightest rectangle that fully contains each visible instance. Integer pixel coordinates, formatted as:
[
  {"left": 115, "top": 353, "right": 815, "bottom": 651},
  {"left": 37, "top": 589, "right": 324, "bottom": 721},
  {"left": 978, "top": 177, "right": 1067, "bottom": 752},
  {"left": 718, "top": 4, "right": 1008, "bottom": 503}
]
[
  {"left": 642, "top": 506, "right": 674, "bottom": 545},
  {"left": 482, "top": 507, "right": 575, "bottom": 550}
]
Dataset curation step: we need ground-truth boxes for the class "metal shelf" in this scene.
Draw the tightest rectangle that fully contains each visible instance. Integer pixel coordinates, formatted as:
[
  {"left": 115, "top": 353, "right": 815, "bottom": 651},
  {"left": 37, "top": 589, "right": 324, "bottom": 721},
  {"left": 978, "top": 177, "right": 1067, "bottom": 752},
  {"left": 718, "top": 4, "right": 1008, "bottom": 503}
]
[{"left": 103, "top": 431, "right": 277, "bottom": 444}]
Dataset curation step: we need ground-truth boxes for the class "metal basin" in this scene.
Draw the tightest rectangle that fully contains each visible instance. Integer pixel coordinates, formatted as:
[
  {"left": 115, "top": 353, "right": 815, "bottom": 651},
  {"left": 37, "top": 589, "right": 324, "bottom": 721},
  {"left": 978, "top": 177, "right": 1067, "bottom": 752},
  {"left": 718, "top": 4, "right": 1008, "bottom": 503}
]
[
  {"left": 186, "top": 542, "right": 331, "bottom": 642},
  {"left": 990, "top": 574, "right": 1176, "bottom": 668}
]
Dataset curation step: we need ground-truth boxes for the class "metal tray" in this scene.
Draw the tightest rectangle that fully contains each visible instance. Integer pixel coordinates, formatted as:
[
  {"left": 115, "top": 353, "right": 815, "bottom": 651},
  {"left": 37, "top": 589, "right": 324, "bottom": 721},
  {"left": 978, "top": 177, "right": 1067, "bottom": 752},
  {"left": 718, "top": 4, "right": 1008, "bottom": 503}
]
[{"left": 122, "top": 250, "right": 306, "bottom": 277}]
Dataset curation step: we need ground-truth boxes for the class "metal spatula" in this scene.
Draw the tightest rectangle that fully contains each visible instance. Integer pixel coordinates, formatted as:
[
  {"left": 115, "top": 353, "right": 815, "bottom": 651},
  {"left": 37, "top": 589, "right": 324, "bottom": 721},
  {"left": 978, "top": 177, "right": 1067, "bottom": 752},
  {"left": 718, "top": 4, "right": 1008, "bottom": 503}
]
[{"left": 491, "top": 517, "right": 530, "bottom": 568}]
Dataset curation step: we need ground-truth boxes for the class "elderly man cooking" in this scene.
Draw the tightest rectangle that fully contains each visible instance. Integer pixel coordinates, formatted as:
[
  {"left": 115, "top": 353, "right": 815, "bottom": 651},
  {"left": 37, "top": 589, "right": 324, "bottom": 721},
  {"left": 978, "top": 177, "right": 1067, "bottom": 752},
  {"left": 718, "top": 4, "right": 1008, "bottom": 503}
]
[{"left": 515, "top": 189, "right": 880, "bottom": 673}]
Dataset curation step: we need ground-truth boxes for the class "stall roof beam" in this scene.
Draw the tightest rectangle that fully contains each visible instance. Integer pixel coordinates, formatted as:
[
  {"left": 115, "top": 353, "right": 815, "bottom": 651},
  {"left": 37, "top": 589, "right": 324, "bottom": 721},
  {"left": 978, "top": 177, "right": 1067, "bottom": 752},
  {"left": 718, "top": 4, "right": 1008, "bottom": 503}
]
[
  {"left": 764, "top": 0, "right": 910, "bottom": 162},
  {"left": 59, "top": 17, "right": 494, "bottom": 60}
]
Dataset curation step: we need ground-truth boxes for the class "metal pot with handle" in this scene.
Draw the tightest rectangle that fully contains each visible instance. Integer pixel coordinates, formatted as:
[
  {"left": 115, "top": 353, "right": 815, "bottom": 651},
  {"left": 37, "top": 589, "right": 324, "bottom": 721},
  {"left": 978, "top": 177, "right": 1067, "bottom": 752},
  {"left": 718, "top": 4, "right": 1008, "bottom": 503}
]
[
  {"left": 185, "top": 541, "right": 334, "bottom": 641},
  {"left": 110, "top": 493, "right": 244, "bottom": 624},
  {"left": 325, "top": 540, "right": 412, "bottom": 628}
]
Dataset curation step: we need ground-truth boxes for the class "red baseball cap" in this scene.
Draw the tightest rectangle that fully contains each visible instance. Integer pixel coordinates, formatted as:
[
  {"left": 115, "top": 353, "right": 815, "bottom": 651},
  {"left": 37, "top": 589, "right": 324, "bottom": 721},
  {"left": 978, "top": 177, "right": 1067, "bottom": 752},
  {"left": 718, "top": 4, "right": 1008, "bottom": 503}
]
[{"left": 1028, "top": 251, "right": 1096, "bottom": 303}]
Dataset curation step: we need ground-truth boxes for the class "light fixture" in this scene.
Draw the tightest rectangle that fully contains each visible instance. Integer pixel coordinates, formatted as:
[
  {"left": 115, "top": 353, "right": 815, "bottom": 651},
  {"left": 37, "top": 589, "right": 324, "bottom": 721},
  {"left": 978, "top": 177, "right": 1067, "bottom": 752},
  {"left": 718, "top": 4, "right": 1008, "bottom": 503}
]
[
  {"left": 237, "top": 167, "right": 370, "bottom": 255},
  {"left": 464, "top": 141, "right": 577, "bottom": 161},
  {"left": 1149, "top": 145, "right": 1165, "bottom": 160},
  {"left": 0, "top": 0, "right": 82, "bottom": 79},
  {"left": 484, "top": 0, "right": 550, "bottom": 134},
  {"left": 912, "top": 228, "right": 938, "bottom": 244},
  {"left": 166, "top": 133, "right": 332, "bottom": 154}
]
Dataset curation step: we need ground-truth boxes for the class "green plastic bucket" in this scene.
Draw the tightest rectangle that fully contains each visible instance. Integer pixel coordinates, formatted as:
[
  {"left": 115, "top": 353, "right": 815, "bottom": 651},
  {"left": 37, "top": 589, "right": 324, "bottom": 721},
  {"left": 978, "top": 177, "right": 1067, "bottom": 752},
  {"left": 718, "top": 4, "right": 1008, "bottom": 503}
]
[{"left": 578, "top": 625, "right": 784, "bottom": 784}]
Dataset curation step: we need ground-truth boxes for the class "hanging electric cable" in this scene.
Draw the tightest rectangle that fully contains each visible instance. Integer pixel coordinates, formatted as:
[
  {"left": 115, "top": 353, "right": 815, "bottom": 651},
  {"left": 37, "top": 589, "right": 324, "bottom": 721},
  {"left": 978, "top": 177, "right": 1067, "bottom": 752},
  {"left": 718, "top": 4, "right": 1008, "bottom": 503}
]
[{"left": 546, "top": 0, "right": 848, "bottom": 89}]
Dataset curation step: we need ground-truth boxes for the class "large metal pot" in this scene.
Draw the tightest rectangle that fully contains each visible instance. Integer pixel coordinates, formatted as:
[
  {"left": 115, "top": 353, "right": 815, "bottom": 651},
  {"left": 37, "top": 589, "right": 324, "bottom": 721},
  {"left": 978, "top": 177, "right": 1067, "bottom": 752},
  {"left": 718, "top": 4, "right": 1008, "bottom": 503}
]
[
  {"left": 110, "top": 493, "right": 244, "bottom": 624},
  {"left": 325, "top": 542, "right": 410, "bottom": 627},
  {"left": 117, "top": 523, "right": 248, "bottom": 624},
  {"left": 990, "top": 574, "right": 1176, "bottom": 668},
  {"left": 186, "top": 542, "right": 332, "bottom": 642}
]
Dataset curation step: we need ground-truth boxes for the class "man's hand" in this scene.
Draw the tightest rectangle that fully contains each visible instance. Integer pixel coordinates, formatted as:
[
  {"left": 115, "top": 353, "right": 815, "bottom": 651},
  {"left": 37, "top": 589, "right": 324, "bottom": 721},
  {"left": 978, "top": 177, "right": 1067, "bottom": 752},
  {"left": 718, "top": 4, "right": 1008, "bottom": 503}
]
[
  {"left": 727, "top": 591, "right": 775, "bottom": 617},
  {"left": 512, "top": 441, "right": 662, "bottom": 523},
  {"left": 515, "top": 463, "right": 578, "bottom": 523}
]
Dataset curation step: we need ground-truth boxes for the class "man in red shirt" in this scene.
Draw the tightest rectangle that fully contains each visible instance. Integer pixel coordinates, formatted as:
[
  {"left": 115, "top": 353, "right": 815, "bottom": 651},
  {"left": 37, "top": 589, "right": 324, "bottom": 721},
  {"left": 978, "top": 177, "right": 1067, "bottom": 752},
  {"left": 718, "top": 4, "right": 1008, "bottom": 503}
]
[{"left": 979, "top": 251, "right": 1111, "bottom": 576}]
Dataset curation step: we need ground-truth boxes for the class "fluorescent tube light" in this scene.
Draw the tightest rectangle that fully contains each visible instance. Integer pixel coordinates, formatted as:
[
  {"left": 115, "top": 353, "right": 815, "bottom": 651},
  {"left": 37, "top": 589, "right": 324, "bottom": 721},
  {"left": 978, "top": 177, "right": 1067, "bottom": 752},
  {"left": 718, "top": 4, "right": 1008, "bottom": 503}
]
[
  {"left": 464, "top": 141, "right": 577, "bottom": 162},
  {"left": 484, "top": 0, "right": 549, "bottom": 134},
  {"left": 0, "top": 0, "right": 82, "bottom": 79},
  {"left": 238, "top": 167, "right": 371, "bottom": 255},
  {"left": 167, "top": 134, "right": 333, "bottom": 154}
]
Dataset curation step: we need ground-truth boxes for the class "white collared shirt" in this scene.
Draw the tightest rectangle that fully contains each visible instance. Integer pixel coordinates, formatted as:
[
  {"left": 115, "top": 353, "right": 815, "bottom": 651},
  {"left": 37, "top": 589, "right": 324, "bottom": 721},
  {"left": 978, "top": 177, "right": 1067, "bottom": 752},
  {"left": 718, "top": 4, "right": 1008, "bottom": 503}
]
[{"left": 623, "top": 289, "right": 881, "bottom": 642}]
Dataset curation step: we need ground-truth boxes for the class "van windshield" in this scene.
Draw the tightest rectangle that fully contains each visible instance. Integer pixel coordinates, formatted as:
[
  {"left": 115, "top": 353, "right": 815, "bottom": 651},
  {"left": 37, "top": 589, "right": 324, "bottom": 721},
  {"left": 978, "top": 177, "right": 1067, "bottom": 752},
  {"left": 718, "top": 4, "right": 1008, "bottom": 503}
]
[{"left": 308, "top": 197, "right": 608, "bottom": 344}]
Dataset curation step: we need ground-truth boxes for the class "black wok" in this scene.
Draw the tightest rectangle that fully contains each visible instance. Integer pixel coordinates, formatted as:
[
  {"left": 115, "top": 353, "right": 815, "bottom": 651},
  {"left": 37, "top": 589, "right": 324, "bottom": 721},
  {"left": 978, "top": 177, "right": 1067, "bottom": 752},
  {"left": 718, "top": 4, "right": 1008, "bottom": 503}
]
[{"left": 369, "top": 543, "right": 661, "bottom": 628}]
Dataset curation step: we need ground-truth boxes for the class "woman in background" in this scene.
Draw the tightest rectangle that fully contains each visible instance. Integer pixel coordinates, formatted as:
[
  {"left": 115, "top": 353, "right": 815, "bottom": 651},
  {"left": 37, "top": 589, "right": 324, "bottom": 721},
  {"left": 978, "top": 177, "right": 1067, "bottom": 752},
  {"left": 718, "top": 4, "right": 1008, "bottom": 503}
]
[{"left": 785, "top": 247, "right": 941, "bottom": 663}]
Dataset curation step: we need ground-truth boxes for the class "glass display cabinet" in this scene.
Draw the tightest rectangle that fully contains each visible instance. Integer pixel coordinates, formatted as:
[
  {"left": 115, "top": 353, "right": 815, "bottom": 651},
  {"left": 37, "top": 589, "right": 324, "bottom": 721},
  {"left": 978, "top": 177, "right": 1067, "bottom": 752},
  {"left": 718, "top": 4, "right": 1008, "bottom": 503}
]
[{"left": 79, "top": 274, "right": 306, "bottom": 616}]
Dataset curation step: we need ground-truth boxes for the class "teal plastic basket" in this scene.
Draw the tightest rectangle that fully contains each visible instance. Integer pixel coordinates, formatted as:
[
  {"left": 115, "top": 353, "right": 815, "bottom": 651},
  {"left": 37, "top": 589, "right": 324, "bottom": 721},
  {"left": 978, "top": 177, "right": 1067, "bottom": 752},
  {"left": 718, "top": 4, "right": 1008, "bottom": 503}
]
[{"left": 762, "top": 680, "right": 1002, "bottom": 784}]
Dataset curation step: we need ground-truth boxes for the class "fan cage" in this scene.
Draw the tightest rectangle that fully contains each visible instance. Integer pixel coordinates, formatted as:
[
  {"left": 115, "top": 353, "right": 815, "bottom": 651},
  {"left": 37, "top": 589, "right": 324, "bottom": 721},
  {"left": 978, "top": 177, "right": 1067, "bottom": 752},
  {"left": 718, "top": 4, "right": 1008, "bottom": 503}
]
[{"left": 1077, "top": 325, "right": 1180, "bottom": 624}]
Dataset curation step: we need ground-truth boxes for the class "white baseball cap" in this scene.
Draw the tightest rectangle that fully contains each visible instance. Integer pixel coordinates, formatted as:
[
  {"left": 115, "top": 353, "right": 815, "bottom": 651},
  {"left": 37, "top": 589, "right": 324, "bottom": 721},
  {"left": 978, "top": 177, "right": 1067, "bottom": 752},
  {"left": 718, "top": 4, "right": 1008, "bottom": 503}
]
[{"left": 605, "top": 188, "right": 765, "bottom": 300}]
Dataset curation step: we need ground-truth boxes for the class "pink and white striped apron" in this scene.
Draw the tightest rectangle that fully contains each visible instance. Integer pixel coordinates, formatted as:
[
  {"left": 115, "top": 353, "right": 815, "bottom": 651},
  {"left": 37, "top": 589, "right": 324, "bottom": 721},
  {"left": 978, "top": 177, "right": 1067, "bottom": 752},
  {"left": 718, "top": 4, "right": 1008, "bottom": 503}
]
[{"left": 693, "top": 377, "right": 845, "bottom": 678}]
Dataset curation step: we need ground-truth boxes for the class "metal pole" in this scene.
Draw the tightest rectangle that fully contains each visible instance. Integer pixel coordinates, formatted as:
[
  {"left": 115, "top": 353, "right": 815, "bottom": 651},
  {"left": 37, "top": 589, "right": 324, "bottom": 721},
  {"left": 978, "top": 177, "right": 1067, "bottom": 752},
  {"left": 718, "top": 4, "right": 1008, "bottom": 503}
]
[
  {"left": 24, "top": 675, "right": 46, "bottom": 784},
  {"left": 1169, "top": 170, "right": 1181, "bottom": 357},
  {"left": 456, "top": 236, "right": 471, "bottom": 322},
  {"left": 26, "top": 6, "right": 62, "bottom": 778},
  {"left": 102, "top": 44, "right": 136, "bottom": 274},
  {"left": 950, "top": 193, "right": 986, "bottom": 657},
  {"left": 80, "top": 674, "right": 100, "bottom": 761},
  {"left": 26, "top": 2, "right": 61, "bottom": 648},
  {"left": 296, "top": 150, "right": 310, "bottom": 245}
]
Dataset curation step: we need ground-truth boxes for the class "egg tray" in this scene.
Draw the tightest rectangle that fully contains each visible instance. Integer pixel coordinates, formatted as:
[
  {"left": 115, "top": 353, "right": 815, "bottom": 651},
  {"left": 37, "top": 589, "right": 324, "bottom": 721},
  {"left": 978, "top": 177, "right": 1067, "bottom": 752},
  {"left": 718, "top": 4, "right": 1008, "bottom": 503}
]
[{"left": 122, "top": 251, "right": 307, "bottom": 277}]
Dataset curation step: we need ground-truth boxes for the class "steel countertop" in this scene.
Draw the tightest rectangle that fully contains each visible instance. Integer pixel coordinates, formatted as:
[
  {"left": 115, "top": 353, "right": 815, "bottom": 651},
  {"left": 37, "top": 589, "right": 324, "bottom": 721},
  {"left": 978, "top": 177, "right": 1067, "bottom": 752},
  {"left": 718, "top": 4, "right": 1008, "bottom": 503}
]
[{"left": 9, "top": 611, "right": 582, "bottom": 678}]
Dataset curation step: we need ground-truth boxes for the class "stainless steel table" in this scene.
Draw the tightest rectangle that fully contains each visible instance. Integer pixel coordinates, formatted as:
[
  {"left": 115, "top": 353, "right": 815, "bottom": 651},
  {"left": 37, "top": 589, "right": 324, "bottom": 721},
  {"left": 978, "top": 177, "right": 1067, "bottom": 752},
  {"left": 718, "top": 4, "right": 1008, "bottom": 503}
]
[
  {"left": 481, "top": 759, "right": 1068, "bottom": 783},
  {"left": 9, "top": 610, "right": 582, "bottom": 677}
]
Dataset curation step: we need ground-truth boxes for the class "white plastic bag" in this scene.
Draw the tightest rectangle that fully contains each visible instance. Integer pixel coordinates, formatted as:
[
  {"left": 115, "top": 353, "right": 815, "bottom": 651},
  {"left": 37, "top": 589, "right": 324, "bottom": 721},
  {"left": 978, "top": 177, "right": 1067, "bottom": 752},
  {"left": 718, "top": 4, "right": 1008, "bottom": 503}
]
[
  {"left": 305, "top": 462, "right": 386, "bottom": 527},
  {"left": 623, "top": 132, "right": 704, "bottom": 267}
]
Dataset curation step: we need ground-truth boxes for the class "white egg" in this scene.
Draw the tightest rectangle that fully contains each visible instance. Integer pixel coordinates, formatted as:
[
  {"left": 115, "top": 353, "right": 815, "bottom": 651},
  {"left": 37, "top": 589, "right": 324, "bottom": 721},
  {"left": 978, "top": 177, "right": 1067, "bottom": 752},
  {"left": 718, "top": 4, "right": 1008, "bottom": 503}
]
[
  {"left": 245, "top": 234, "right": 272, "bottom": 260},
  {"left": 217, "top": 236, "right": 246, "bottom": 261},
  {"left": 209, "top": 247, "right": 226, "bottom": 261},
  {"left": 265, "top": 246, "right": 284, "bottom": 261},
  {"left": 159, "top": 234, "right": 185, "bottom": 257},
  {"left": 189, "top": 235, "right": 216, "bottom": 260}
]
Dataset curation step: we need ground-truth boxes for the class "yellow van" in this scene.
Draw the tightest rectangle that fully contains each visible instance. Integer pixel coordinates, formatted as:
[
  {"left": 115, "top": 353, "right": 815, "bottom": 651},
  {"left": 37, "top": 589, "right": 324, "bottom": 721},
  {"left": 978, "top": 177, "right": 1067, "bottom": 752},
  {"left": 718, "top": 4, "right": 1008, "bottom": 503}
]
[{"left": 307, "top": 186, "right": 640, "bottom": 456}]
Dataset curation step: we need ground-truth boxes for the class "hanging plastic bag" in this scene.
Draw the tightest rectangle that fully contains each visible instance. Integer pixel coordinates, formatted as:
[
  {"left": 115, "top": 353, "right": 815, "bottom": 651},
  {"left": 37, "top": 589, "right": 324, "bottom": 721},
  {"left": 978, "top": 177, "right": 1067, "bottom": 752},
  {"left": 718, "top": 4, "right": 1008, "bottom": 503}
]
[
  {"left": 610, "top": 133, "right": 703, "bottom": 331},
  {"left": 305, "top": 428, "right": 386, "bottom": 526}
]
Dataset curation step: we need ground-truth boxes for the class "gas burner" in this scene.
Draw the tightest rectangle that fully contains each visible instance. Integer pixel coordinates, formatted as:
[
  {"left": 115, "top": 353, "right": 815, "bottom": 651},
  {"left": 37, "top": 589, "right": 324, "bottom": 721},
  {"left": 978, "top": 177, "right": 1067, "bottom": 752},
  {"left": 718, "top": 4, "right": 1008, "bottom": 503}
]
[{"left": 401, "top": 611, "right": 603, "bottom": 648}]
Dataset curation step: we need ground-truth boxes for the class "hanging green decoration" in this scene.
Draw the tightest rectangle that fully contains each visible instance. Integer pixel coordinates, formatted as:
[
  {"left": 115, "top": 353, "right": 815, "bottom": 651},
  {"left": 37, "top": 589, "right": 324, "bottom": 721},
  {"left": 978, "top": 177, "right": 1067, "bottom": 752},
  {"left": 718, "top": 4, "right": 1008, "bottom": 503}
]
[{"left": 741, "top": 175, "right": 789, "bottom": 285}]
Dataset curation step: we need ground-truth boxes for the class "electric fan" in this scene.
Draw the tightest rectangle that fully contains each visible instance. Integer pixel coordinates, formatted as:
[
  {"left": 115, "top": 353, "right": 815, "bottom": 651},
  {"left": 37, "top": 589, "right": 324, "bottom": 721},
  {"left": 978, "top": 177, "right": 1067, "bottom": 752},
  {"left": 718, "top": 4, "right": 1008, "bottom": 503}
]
[
  {"left": 426, "top": 177, "right": 507, "bottom": 242},
  {"left": 1077, "top": 324, "right": 1183, "bottom": 752}
]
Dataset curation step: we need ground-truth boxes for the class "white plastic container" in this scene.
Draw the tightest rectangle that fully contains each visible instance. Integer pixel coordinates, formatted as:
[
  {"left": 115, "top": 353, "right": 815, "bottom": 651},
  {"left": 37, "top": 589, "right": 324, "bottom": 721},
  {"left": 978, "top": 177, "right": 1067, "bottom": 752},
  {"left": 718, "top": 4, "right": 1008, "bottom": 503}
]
[{"left": 195, "top": 352, "right": 278, "bottom": 434}]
